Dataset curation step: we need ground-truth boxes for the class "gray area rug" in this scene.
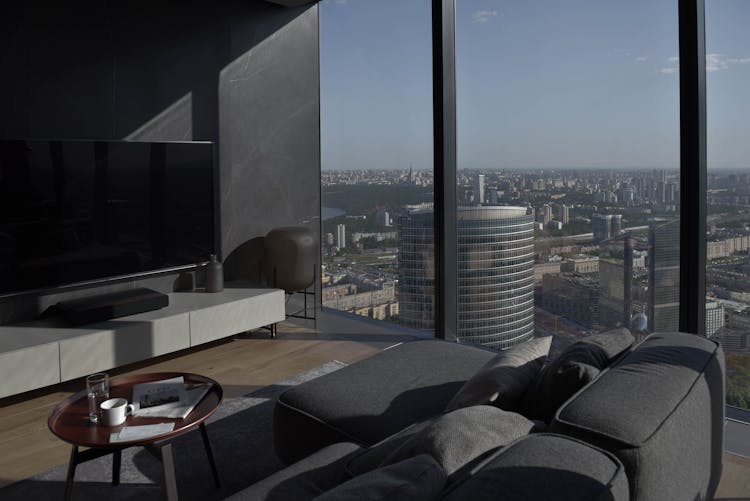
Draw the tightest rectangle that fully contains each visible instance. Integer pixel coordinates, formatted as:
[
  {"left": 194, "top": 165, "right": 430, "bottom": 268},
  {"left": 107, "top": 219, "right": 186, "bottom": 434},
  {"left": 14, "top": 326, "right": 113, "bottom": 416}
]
[{"left": 1, "top": 361, "right": 347, "bottom": 501}]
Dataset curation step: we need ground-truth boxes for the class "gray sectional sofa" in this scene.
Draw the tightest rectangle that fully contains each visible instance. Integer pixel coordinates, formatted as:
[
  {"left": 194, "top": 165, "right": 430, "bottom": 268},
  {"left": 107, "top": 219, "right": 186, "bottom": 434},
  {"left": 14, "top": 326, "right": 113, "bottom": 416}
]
[{"left": 229, "top": 331, "right": 725, "bottom": 500}]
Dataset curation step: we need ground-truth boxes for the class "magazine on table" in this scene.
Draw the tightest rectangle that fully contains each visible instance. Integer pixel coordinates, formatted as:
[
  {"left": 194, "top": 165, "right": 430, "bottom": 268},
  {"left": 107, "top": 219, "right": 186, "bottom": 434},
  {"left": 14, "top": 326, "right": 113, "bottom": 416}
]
[
  {"left": 109, "top": 423, "right": 175, "bottom": 443},
  {"left": 131, "top": 376, "right": 212, "bottom": 419}
]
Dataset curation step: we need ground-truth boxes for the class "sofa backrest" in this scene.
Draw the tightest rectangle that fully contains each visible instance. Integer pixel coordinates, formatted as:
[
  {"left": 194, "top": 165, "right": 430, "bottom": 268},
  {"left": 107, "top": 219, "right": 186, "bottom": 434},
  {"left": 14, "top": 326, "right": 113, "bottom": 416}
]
[{"left": 550, "top": 332, "right": 725, "bottom": 501}]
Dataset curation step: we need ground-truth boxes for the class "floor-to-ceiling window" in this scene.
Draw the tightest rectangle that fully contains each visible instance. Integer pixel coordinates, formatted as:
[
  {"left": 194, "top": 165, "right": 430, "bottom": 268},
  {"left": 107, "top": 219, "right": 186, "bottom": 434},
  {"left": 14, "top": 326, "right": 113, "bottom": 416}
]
[
  {"left": 706, "top": 0, "right": 750, "bottom": 412},
  {"left": 454, "top": 0, "right": 680, "bottom": 353},
  {"left": 319, "top": 0, "right": 434, "bottom": 331}
]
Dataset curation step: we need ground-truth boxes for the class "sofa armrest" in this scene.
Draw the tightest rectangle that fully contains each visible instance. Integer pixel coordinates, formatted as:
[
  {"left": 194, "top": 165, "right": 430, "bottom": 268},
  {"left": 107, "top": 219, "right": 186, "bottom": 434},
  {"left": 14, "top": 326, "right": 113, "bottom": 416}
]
[{"left": 550, "top": 332, "right": 725, "bottom": 501}]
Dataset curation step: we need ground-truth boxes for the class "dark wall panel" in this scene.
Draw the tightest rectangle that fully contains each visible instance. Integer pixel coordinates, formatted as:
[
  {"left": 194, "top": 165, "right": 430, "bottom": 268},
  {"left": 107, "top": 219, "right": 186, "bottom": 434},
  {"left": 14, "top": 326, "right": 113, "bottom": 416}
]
[
  {"left": 220, "top": 5, "right": 320, "bottom": 257},
  {"left": 1, "top": 3, "right": 114, "bottom": 139}
]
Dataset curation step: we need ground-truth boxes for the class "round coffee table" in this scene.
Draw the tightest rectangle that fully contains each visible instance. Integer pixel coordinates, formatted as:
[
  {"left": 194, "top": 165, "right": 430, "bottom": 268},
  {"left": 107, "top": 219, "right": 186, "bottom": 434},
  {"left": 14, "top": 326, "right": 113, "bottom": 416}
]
[{"left": 48, "top": 372, "right": 223, "bottom": 501}]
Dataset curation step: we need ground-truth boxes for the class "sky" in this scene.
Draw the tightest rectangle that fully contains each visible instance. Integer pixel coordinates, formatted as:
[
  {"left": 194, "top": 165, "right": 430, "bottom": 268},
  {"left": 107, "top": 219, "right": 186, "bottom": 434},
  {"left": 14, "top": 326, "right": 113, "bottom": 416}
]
[{"left": 320, "top": 0, "right": 750, "bottom": 171}]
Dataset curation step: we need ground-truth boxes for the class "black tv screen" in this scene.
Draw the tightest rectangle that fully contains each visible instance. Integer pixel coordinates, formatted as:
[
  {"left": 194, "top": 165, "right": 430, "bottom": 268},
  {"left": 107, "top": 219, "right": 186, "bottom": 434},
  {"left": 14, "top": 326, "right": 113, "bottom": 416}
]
[{"left": 0, "top": 139, "right": 216, "bottom": 296}]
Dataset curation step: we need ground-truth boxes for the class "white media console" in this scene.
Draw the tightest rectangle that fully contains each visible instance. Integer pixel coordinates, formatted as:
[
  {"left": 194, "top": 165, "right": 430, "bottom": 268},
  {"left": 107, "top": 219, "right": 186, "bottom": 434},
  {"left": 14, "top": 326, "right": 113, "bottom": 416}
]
[{"left": 0, "top": 287, "right": 285, "bottom": 399}]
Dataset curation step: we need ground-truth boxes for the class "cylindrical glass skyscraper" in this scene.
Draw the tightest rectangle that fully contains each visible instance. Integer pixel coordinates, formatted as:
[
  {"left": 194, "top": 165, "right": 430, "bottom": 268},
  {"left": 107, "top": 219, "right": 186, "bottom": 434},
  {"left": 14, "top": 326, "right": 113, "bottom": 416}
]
[{"left": 398, "top": 206, "right": 535, "bottom": 349}]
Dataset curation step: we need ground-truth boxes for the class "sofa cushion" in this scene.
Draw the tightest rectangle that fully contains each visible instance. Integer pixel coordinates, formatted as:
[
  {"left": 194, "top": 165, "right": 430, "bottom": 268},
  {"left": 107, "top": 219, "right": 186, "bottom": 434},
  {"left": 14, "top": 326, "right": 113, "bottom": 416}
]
[
  {"left": 522, "top": 328, "right": 634, "bottom": 422},
  {"left": 314, "top": 455, "right": 446, "bottom": 501},
  {"left": 441, "top": 434, "right": 629, "bottom": 501},
  {"left": 348, "top": 405, "right": 534, "bottom": 478},
  {"left": 274, "top": 340, "right": 495, "bottom": 464},
  {"left": 445, "top": 336, "right": 551, "bottom": 412},
  {"left": 385, "top": 405, "right": 535, "bottom": 476},
  {"left": 345, "top": 421, "right": 430, "bottom": 477}
]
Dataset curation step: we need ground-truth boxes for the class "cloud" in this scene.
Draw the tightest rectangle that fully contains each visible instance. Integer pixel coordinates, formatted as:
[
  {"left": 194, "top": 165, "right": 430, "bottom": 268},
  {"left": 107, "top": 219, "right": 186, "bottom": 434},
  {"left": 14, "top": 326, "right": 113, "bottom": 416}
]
[
  {"left": 635, "top": 56, "right": 648, "bottom": 62},
  {"left": 660, "top": 53, "right": 750, "bottom": 75},
  {"left": 660, "top": 56, "right": 679, "bottom": 75},
  {"left": 472, "top": 10, "right": 498, "bottom": 23},
  {"left": 706, "top": 53, "right": 750, "bottom": 72}
]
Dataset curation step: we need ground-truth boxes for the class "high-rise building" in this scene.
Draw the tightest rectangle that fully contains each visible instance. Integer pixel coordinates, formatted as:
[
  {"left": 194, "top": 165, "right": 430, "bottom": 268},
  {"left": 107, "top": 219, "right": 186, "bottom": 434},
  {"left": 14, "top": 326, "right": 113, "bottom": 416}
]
[
  {"left": 657, "top": 181, "right": 667, "bottom": 203},
  {"left": 593, "top": 213, "right": 622, "bottom": 242},
  {"left": 648, "top": 218, "right": 680, "bottom": 332},
  {"left": 336, "top": 224, "right": 346, "bottom": 249},
  {"left": 635, "top": 177, "right": 645, "bottom": 200},
  {"left": 705, "top": 301, "right": 725, "bottom": 337},
  {"left": 611, "top": 214, "right": 622, "bottom": 237},
  {"left": 541, "top": 273, "right": 599, "bottom": 329},
  {"left": 559, "top": 204, "right": 570, "bottom": 224},
  {"left": 667, "top": 182, "right": 677, "bottom": 203},
  {"left": 398, "top": 206, "right": 534, "bottom": 349},
  {"left": 543, "top": 204, "right": 553, "bottom": 225},
  {"left": 592, "top": 214, "right": 613, "bottom": 242},
  {"left": 378, "top": 210, "right": 390, "bottom": 227},
  {"left": 474, "top": 174, "right": 485, "bottom": 205},
  {"left": 599, "top": 237, "right": 633, "bottom": 330}
]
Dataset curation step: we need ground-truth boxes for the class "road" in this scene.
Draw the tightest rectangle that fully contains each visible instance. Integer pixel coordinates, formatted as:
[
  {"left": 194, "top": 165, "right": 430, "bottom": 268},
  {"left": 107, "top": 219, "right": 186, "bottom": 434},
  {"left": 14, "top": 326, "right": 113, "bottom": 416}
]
[{"left": 536, "top": 225, "right": 650, "bottom": 243}]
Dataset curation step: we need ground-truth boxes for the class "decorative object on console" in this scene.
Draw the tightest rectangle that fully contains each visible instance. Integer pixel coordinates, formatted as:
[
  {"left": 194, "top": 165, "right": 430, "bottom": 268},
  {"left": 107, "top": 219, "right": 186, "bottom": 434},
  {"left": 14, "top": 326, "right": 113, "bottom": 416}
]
[
  {"left": 173, "top": 271, "right": 196, "bottom": 292},
  {"left": 204, "top": 254, "right": 224, "bottom": 292},
  {"left": 263, "top": 226, "right": 317, "bottom": 323}
]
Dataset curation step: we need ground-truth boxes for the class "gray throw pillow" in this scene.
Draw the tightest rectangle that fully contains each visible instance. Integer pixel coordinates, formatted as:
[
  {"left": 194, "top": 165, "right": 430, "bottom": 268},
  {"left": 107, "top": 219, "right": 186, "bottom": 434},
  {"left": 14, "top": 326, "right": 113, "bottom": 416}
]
[
  {"left": 381, "top": 405, "right": 535, "bottom": 476},
  {"left": 522, "top": 328, "right": 635, "bottom": 422},
  {"left": 444, "top": 336, "right": 552, "bottom": 412},
  {"left": 314, "top": 454, "right": 446, "bottom": 501},
  {"left": 346, "top": 420, "right": 432, "bottom": 477}
]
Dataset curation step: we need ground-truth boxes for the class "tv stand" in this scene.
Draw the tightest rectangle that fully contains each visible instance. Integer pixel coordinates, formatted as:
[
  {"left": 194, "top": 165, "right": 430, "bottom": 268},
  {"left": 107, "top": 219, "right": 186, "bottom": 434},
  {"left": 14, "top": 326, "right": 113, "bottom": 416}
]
[{"left": 0, "top": 287, "right": 285, "bottom": 398}]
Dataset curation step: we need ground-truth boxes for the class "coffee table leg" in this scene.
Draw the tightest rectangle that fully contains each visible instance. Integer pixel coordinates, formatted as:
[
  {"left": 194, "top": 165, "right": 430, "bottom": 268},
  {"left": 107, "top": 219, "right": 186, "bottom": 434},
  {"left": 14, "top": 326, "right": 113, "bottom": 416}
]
[
  {"left": 159, "top": 442, "right": 179, "bottom": 501},
  {"left": 64, "top": 445, "right": 78, "bottom": 501},
  {"left": 199, "top": 423, "right": 220, "bottom": 487},
  {"left": 112, "top": 449, "right": 121, "bottom": 486}
]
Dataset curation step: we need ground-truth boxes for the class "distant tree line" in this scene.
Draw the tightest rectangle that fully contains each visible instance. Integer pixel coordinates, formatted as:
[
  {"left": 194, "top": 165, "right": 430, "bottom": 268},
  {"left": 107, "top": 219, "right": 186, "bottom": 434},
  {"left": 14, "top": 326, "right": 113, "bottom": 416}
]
[
  {"left": 323, "top": 185, "right": 433, "bottom": 214},
  {"left": 727, "top": 354, "right": 750, "bottom": 410}
]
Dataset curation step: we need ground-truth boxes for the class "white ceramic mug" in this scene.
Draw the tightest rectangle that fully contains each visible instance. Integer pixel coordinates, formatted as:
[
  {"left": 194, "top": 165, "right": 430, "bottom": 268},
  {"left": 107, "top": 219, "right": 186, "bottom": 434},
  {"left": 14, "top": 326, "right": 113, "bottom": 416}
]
[{"left": 100, "top": 398, "right": 136, "bottom": 427}]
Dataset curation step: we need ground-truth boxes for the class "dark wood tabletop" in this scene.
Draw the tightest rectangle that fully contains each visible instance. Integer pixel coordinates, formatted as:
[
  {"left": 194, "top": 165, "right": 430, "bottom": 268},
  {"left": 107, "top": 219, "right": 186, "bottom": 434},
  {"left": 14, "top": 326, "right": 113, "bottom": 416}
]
[{"left": 48, "top": 372, "right": 223, "bottom": 449}]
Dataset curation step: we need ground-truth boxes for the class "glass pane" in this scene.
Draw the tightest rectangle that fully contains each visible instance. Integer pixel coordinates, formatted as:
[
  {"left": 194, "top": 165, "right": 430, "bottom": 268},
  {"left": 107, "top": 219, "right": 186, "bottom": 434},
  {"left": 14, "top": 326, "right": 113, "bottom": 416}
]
[
  {"left": 320, "top": 0, "right": 434, "bottom": 331},
  {"left": 456, "top": 0, "right": 680, "bottom": 352},
  {"left": 706, "top": 0, "right": 750, "bottom": 412}
]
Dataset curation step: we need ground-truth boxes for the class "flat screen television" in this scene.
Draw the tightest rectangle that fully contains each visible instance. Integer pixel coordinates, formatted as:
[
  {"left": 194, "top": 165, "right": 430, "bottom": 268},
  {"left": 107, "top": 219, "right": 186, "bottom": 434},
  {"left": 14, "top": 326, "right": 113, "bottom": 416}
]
[{"left": 0, "top": 139, "right": 217, "bottom": 296}]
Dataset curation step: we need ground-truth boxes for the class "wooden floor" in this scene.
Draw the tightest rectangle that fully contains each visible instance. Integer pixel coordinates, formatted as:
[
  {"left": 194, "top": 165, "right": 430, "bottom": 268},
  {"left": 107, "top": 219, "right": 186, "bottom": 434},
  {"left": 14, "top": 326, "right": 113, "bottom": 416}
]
[
  {"left": 0, "top": 321, "right": 382, "bottom": 489},
  {"left": 0, "top": 321, "right": 749, "bottom": 499},
  {"left": 716, "top": 452, "right": 750, "bottom": 500}
]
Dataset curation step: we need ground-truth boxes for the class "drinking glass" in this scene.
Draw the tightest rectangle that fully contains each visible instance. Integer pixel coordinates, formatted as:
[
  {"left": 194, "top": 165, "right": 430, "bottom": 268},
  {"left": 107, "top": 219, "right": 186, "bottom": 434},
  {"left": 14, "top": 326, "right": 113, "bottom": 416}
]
[{"left": 86, "top": 373, "right": 109, "bottom": 423}]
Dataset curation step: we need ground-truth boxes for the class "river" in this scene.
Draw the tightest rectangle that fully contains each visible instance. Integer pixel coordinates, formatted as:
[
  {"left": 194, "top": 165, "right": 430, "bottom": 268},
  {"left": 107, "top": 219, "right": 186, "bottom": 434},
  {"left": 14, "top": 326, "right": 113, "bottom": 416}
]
[{"left": 322, "top": 207, "right": 346, "bottom": 220}]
